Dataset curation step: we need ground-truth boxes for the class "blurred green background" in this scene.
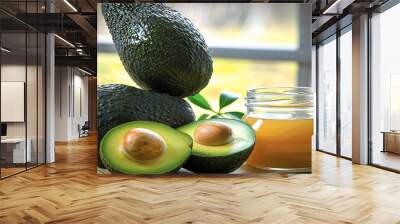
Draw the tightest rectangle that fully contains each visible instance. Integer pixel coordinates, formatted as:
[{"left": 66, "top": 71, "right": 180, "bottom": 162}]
[
  {"left": 98, "top": 54, "right": 297, "bottom": 114},
  {"left": 97, "top": 3, "right": 310, "bottom": 116}
]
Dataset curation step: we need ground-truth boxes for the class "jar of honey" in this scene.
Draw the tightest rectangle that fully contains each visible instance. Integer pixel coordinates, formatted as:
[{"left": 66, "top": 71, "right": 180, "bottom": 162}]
[{"left": 244, "top": 87, "right": 314, "bottom": 173}]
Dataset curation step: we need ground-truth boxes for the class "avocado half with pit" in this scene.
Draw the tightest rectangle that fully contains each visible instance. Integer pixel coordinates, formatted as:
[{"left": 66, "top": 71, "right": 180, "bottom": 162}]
[
  {"left": 178, "top": 118, "right": 256, "bottom": 173},
  {"left": 100, "top": 121, "right": 192, "bottom": 175},
  {"left": 97, "top": 84, "right": 195, "bottom": 168}
]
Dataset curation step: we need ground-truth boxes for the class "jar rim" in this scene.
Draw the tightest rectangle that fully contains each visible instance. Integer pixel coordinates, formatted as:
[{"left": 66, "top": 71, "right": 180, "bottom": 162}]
[{"left": 247, "top": 87, "right": 313, "bottom": 96}]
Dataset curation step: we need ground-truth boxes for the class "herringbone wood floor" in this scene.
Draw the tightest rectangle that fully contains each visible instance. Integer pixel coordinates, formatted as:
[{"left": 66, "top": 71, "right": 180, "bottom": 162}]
[{"left": 1, "top": 135, "right": 400, "bottom": 224}]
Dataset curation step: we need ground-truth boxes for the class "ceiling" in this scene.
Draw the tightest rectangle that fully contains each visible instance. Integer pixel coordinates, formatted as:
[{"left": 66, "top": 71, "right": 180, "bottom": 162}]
[
  {"left": 0, "top": 0, "right": 96, "bottom": 75},
  {"left": 310, "top": 0, "right": 389, "bottom": 43}
]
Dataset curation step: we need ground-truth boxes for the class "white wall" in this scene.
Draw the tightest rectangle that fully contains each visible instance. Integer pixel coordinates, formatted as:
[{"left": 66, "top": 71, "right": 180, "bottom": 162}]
[
  {"left": 1, "top": 65, "right": 36, "bottom": 138},
  {"left": 54, "top": 67, "right": 89, "bottom": 141},
  {"left": 1, "top": 64, "right": 46, "bottom": 164},
  {"left": 55, "top": 66, "right": 69, "bottom": 141},
  {"left": 1, "top": 82, "right": 25, "bottom": 122},
  {"left": 1, "top": 65, "right": 26, "bottom": 139}
]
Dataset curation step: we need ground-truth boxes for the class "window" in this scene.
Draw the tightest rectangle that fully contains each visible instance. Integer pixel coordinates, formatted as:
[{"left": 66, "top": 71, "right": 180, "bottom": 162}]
[
  {"left": 316, "top": 25, "right": 353, "bottom": 159},
  {"left": 0, "top": 1, "right": 47, "bottom": 179},
  {"left": 339, "top": 28, "right": 352, "bottom": 158},
  {"left": 371, "top": 3, "right": 400, "bottom": 171},
  {"left": 317, "top": 36, "right": 337, "bottom": 154}
]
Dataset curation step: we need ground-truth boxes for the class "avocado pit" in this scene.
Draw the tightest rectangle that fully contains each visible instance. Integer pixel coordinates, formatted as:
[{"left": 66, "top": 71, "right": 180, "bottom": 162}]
[
  {"left": 123, "top": 128, "right": 167, "bottom": 161},
  {"left": 193, "top": 121, "right": 233, "bottom": 146}
]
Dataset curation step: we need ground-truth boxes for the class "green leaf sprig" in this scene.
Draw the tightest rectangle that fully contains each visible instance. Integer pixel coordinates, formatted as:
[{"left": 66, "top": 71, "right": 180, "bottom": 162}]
[{"left": 187, "top": 91, "right": 245, "bottom": 121}]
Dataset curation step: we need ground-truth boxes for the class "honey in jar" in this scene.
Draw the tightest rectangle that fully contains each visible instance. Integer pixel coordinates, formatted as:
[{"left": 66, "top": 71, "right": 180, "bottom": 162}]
[{"left": 244, "top": 87, "right": 314, "bottom": 172}]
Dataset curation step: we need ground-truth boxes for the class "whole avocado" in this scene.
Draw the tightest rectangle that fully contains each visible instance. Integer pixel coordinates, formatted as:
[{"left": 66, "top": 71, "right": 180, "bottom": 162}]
[
  {"left": 97, "top": 84, "right": 196, "bottom": 168},
  {"left": 102, "top": 3, "right": 213, "bottom": 97}
]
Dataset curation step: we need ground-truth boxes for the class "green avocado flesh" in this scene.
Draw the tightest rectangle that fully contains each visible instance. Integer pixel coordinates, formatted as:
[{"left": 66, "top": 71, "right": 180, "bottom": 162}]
[
  {"left": 100, "top": 121, "right": 192, "bottom": 175},
  {"left": 178, "top": 118, "right": 256, "bottom": 173},
  {"left": 101, "top": 3, "right": 213, "bottom": 97},
  {"left": 97, "top": 84, "right": 195, "bottom": 168}
]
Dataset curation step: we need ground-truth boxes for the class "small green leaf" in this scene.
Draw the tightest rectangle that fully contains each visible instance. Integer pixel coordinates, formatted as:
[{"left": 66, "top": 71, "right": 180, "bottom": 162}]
[
  {"left": 210, "top": 114, "right": 222, "bottom": 119},
  {"left": 219, "top": 91, "right": 240, "bottom": 110},
  {"left": 224, "top": 111, "right": 245, "bottom": 120},
  {"left": 187, "top": 94, "right": 213, "bottom": 111},
  {"left": 197, "top": 114, "right": 210, "bottom": 121}
]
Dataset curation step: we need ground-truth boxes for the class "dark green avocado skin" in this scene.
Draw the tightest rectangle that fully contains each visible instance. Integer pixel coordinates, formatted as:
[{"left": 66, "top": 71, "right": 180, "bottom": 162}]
[
  {"left": 97, "top": 84, "right": 195, "bottom": 168},
  {"left": 183, "top": 149, "right": 254, "bottom": 174},
  {"left": 102, "top": 3, "right": 213, "bottom": 97}
]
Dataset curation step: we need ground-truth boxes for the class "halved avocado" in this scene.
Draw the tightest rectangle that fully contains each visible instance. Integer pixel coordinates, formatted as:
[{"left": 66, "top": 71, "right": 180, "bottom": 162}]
[
  {"left": 100, "top": 121, "right": 192, "bottom": 175},
  {"left": 178, "top": 118, "right": 256, "bottom": 173}
]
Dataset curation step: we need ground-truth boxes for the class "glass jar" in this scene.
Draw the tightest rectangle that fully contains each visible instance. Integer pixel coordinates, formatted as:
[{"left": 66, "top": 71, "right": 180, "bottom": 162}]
[{"left": 243, "top": 87, "right": 314, "bottom": 173}]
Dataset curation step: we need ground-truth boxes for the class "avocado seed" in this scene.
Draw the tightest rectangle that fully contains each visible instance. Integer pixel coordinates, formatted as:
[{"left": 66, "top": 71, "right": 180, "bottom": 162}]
[
  {"left": 123, "top": 128, "right": 166, "bottom": 161},
  {"left": 193, "top": 121, "right": 233, "bottom": 146}
]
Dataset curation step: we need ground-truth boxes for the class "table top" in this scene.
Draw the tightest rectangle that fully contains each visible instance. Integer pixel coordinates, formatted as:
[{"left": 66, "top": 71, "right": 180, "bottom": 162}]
[
  {"left": 381, "top": 131, "right": 400, "bottom": 134},
  {"left": 1, "top": 138, "right": 28, "bottom": 143}
]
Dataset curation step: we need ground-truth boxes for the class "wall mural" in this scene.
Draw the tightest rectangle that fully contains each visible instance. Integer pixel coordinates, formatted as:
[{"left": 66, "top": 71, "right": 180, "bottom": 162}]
[{"left": 97, "top": 3, "right": 313, "bottom": 175}]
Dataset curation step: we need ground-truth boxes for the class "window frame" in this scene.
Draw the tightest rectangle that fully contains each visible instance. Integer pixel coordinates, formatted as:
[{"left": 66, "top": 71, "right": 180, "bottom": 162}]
[
  {"left": 314, "top": 23, "right": 353, "bottom": 160},
  {"left": 367, "top": 0, "right": 400, "bottom": 173},
  {"left": 0, "top": 0, "right": 48, "bottom": 180}
]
